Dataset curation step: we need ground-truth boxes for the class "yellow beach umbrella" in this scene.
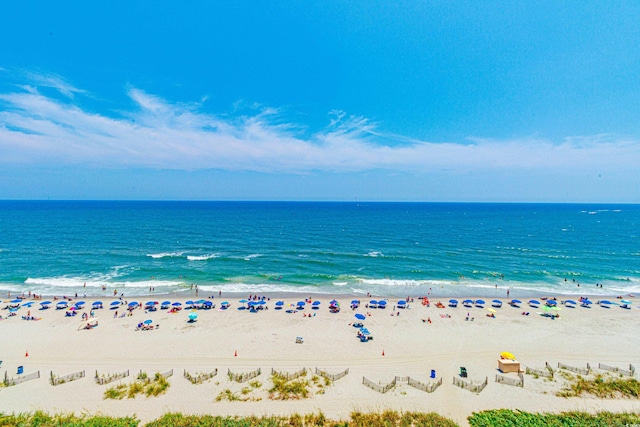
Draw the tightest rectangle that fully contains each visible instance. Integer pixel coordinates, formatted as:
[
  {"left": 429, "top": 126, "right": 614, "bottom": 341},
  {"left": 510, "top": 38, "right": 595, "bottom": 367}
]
[
  {"left": 500, "top": 351, "right": 516, "bottom": 360},
  {"left": 487, "top": 308, "right": 496, "bottom": 313}
]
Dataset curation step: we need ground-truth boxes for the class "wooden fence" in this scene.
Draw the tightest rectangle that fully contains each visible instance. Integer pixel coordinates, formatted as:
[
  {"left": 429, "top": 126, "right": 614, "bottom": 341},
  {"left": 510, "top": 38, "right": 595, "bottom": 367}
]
[
  {"left": 50, "top": 370, "right": 85, "bottom": 386},
  {"left": 598, "top": 363, "right": 635, "bottom": 377},
  {"left": 315, "top": 367, "right": 349, "bottom": 381},
  {"left": 525, "top": 365, "right": 554, "bottom": 378},
  {"left": 160, "top": 369, "right": 173, "bottom": 379},
  {"left": 362, "top": 375, "right": 442, "bottom": 393},
  {"left": 95, "top": 370, "right": 130, "bottom": 385},
  {"left": 558, "top": 362, "right": 591, "bottom": 375},
  {"left": 271, "top": 368, "right": 306, "bottom": 381},
  {"left": 184, "top": 369, "right": 218, "bottom": 384},
  {"left": 4, "top": 370, "right": 40, "bottom": 386},
  {"left": 453, "top": 376, "right": 488, "bottom": 393},
  {"left": 228, "top": 368, "right": 261, "bottom": 383},
  {"left": 495, "top": 372, "right": 524, "bottom": 387}
]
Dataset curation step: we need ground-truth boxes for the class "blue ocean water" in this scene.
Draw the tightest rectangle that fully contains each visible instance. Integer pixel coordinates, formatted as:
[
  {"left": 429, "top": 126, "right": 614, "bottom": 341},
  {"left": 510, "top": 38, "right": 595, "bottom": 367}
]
[{"left": 0, "top": 201, "right": 638, "bottom": 298}]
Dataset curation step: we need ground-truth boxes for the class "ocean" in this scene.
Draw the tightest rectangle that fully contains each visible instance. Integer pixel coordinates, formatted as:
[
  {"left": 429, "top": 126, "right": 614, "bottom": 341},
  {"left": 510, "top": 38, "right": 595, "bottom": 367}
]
[{"left": 0, "top": 201, "right": 638, "bottom": 298}]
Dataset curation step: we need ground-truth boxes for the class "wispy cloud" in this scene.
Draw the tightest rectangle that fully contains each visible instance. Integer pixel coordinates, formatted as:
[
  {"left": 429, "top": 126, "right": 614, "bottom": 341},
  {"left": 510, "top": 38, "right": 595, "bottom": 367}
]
[{"left": 1, "top": 73, "right": 639, "bottom": 174}]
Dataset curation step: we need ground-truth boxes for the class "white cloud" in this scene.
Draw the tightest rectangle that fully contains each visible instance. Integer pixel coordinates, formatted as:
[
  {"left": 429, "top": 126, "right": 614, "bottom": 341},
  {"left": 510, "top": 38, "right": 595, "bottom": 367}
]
[{"left": 1, "top": 77, "right": 639, "bottom": 175}]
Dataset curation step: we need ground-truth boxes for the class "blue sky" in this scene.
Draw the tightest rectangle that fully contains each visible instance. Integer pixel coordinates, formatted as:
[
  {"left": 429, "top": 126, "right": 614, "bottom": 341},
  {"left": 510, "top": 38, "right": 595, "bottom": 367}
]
[{"left": 1, "top": 1, "right": 639, "bottom": 202}]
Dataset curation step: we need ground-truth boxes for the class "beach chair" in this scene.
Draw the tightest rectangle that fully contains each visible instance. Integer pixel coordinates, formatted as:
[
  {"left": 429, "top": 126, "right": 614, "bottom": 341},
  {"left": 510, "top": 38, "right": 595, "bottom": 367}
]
[{"left": 295, "top": 336, "right": 304, "bottom": 344}]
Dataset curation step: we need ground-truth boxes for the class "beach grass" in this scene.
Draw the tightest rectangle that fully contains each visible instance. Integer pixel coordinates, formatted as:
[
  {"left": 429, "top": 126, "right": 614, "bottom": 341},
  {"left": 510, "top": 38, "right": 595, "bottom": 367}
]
[
  {"left": 103, "top": 372, "right": 170, "bottom": 400},
  {"left": 467, "top": 409, "right": 640, "bottom": 426},
  {"left": 0, "top": 411, "right": 138, "bottom": 427},
  {"left": 556, "top": 374, "right": 640, "bottom": 398}
]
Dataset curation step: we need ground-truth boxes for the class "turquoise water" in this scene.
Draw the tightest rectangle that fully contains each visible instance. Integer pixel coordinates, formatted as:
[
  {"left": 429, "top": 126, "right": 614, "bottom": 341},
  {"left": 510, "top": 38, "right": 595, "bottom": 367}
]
[{"left": 0, "top": 201, "right": 638, "bottom": 298}]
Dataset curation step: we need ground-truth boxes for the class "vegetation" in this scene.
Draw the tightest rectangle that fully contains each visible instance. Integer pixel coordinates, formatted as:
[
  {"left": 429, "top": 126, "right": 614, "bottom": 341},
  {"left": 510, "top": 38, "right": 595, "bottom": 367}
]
[
  {"left": 556, "top": 374, "right": 640, "bottom": 398},
  {"left": 468, "top": 409, "right": 640, "bottom": 427},
  {"left": 3, "top": 410, "right": 640, "bottom": 427},
  {"left": 0, "top": 411, "right": 138, "bottom": 427},
  {"left": 103, "top": 372, "right": 170, "bottom": 400}
]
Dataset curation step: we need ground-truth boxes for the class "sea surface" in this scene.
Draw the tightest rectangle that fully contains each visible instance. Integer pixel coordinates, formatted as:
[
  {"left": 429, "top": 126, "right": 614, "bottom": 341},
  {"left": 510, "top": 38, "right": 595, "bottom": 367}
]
[{"left": 0, "top": 201, "right": 638, "bottom": 298}]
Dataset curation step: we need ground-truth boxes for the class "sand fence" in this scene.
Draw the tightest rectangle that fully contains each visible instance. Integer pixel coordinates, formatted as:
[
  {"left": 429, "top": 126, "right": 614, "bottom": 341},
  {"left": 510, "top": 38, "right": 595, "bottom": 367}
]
[
  {"left": 495, "top": 372, "right": 524, "bottom": 387},
  {"left": 228, "top": 368, "right": 261, "bottom": 383},
  {"left": 598, "top": 363, "right": 635, "bottom": 377},
  {"left": 453, "top": 376, "right": 488, "bottom": 393},
  {"left": 3, "top": 370, "right": 40, "bottom": 386},
  {"left": 184, "top": 368, "right": 218, "bottom": 384},
  {"left": 271, "top": 367, "right": 306, "bottom": 380},
  {"left": 50, "top": 370, "right": 85, "bottom": 385},
  {"left": 95, "top": 370, "right": 130, "bottom": 385},
  {"left": 315, "top": 367, "right": 349, "bottom": 381},
  {"left": 363, "top": 375, "right": 442, "bottom": 393},
  {"left": 557, "top": 362, "right": 591, "bottom": 375}
]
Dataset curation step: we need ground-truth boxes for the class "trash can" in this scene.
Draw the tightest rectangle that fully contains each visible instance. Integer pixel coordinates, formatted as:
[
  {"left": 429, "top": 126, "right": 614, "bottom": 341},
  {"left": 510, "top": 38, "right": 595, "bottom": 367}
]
[
  {"left": 17, "top": 366, "right": 23, "bottom": 374},
  {"left": 430, "top": 369, "right": 436, "bottom": 379}
]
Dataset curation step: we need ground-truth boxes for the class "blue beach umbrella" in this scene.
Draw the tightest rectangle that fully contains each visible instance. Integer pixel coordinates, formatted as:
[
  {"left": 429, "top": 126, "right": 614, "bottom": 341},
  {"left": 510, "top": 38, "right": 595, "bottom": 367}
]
[
  {"left": 355, "top": 313, "right": 366, "bottom": 320},
  {"left": 258, "top": 300, "right": 266, "bottom": 305},
  {"left": 600, "top": 300, "right": 612, "bottom": 305},
  {"left": 162, "top": 301, "right": 171, "bottom": 305},
  {"left": 92, "top": 301, "right": 103, "bottom": 306},
  {"left": 529, "top": 300, "right": 540, "bottom": 305},
  {"left": 75, "top": 301, "right": 86, "bottom": 307},
  {"left": 188, "top": 312, "right": 198, "bottom": 321},
  {"left": 475, "top": 300, "right": 485, "bottom": 305},
  {"left": 40, "top": 301, "right": 52, "bottom": 306},
  {"left": 397, "top": 300, "right": 407, "bottom": 306},
  {"left": 329, "top": 299, "right": 337, "bottom": 305},
  {"left": 546, "top": 300, "right": 558, "bottom": 306},
  {"left": 564, "top": 300, "right": 577, "bottom": 305},
  {"left": 581, "top": 300, "right": 593, "bottom": 305},
  {"left": 369, "top": 300, "right": 378, "bottom": 305},
  {"left": 10, "top": 299, "right": 22, "bottom": 304},
  {"left": 22, "top": 302, "right": 34, "bottom": 307},
  {"left": 110, "top": 301, "right": 120, "bottom": 306},
  {"left": 144, "top": 319, "right": 152, "bottom": 324},
  {"left": 128, "top": 301, "right": 138, "bottom": 307},
  {"left": 351, "top": 300, "right": 360, "bottom": 304},
  {"left": 239, "top": 299, "right": 248, "bottom": 304},
  {"left": 378, "top": 300, "right": 387, "bottom": 306},
  {"left": 172, "top": 302, "right": 182, "bottom": 306},
  {"left": 275, "top": 301, "right": 284, "bottom": 306},
  {"left": 297, "top": 301, "right": 306, "bottom": 306},
  {"left": 510, "top": 299, "right": 522, "bottom": 305}
]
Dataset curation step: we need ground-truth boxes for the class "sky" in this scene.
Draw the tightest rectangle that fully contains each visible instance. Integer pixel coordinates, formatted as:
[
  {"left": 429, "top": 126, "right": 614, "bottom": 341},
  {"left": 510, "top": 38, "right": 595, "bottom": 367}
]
[{"left": 1, "top": 1, "right": 639, "bottom": 202}]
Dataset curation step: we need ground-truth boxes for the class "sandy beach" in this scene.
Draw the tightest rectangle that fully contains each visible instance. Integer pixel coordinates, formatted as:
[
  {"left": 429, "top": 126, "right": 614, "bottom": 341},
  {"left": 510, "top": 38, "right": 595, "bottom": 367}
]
[{"left": 1, "top": 292, "right": 639, "bottom": 426}]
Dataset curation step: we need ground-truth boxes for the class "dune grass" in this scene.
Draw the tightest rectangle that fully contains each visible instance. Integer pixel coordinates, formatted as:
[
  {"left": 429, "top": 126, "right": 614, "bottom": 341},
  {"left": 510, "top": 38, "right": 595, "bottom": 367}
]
[
  {"left": 556, "top": 373, "right": 640, "bottom": 398},
  {"left": 468, "top": 409, "right": 640, "bottom": 426},
  {"left": 0, "top": 411, "right": 138, "bottom": 426},
  {"left": 103, "top": 372, "right": 170, "bottom": 400}
]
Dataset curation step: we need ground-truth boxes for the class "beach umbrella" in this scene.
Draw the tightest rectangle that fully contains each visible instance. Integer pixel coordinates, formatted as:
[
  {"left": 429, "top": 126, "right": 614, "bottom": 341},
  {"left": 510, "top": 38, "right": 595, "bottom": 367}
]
[
  {"left": 92, "top": 301, "right": 103, "bottom": 306},
  {"left": 239, "top": 299, "right": 248, "bottom": 304},
  {"left": 449, "top": 299, "right": 458, "bottom": 304},
  {"left": 529, "top": 300, "right": 540, "bottom": 305},
  {"left": 75, "top": 301, "right": 86, "bottom": 307},
  {"left": 68, "top": 306, "right": 77, "bottom": 311},
  {"left": 546, "top": 300, "right": 558, "bottom": 306},
  {"left": 621, "top": 299, "right": 632, "bottom": 305},
  {"left": 475, "top": 300, "right": 485, "bottom": 305},
  {"left": 10, "top": 299, "right": 22, "bottom": 304},
  {"left": 275, "top": 301, "right": 284, "bottom": 306},
  {"left": 329, "top": 299, "right": 337, "bottom": 305},
  {"left": 581, "top": 300, "right": 593, "bottom": 305},
  {"left": 500, "top": 351, "right": 516, "bottom": 360},
  {"left": 145, "top": 301, "right": 156, "bottom": 306},
  {"left": 351, "top": 300, "right": 360, "bottom": 304},
  {"left": 492, "top": 299, "right": 502, "bottom": 304},
  {"left": 312, "top": 301, "right": 321, "bottom": 306},
  {"left": 143, "top": 319, "right": 152, "bottom": 324},
  {"left": 162, "top": 300, "right": 171, "bottom": 305},
  {"left": 172, "top": 302, "right": 182, "bottom": 306},
  {"left": 110, "top": 301, "right": 120, "bottom": 306},
  {"left": 463, "top": 299, "right": 473, "bottom": 304},
  {"left": 359, "top": 327, "right": 370, "bottom": 335},
  {"left": 204, "top": 301, "right": 213, "bottom": 306},
  {"left": 197, "top": 299, "right": 207, "bottom": 304},
  {"left": 378, "top": 300, "right": 387, "bottom": 306},
  {"left": 188, "top": 312, "right": 198, "bottom": 321},
  {"left": 564, "top": 300, "right": 577, "bottom": 305},
  {"left": 128, "top": 301, "right": 138, "bottom": 307},
  {"left": 369, "top": 300, "right": 378, "bottom": 305},
  {"left": 510, "top": 299, "right": 522, "bottom": 305},
  {"left": 40, "top": 301, "right": 52, "bottom": 305},
  {"left": 355, "top": 313, "right": 366, "bottom": 320},
  {"left": 487, "top": 308, "right": 496, "bottom": 313},
  {"left": 22, "top": 302, "right": 34, "bottom": 307},
  {"left": 297, "top": 301, "right": 306, "bottom": 306}
]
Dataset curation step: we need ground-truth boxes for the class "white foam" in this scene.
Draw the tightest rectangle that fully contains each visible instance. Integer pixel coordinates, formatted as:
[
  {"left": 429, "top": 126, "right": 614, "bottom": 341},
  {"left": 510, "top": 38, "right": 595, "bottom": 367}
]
[
  {"left": 147, "top": 252, "right": 184, "bottom": 259},
  {"left": 364, "top": 251, "right": 384, "bottom": 257},
  {"left": 243, "top": 254, "right": 262, "bottom": 261},
  {"left": 187, "top": 254, "right": 218, "bottom": 261}
]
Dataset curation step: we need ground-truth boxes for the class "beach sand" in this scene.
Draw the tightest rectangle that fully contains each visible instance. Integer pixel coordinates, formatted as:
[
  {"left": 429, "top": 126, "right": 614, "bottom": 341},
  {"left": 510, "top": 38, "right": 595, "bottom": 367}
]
[{"left": 1, "top": 294, "right": 639, "bottom": 426}]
